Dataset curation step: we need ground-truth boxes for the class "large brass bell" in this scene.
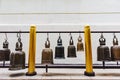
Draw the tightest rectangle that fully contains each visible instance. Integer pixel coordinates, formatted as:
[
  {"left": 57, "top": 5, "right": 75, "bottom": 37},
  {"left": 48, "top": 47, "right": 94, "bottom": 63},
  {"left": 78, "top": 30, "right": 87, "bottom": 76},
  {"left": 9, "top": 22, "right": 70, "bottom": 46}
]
[
  {"left": 111, "top": 33, "right": 120, "bottom": 61},
  {"left": 9, "top": 33, "right": 25, "bottom": 70},
  {"left": 97, "top": 33, "right": 110, "bottom": 61},
  {"left": 77, "top": 33, "right": 84, "bottom": 51},
  {"left": 41, "top": 33, "right": 53, "bottom": 64},
  {"left": 55, "top": 33, "right": 65, "bottom": 59},
  {"left": 67, "top": 33, "right": 76, "bottom": 57},
  {"left": 0, "top": 33, "right": 10, "bottom": 61}
]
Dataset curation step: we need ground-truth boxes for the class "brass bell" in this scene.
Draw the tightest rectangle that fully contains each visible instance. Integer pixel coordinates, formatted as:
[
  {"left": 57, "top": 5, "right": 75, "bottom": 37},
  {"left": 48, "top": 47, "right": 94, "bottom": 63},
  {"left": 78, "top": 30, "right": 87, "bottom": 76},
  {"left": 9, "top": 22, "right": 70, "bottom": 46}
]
[
  {"left": 77, "top": 33, "right": 84, "bottom": 51},
  {"left": 0, "top": 33, "right": 10, "bottom": 61},
  {"left": 55, "top": 33, "right": 65, "bottom": 59},
  {"left": 41, "top": 33, "right": 53, "bottom": 64},
  {"left": 111, "top": 33, "right": 120, "bottom": 61},
  {"left": 9, "top": 33, "right": 25, "bottom": 70},
  {"left": 97, "top": 33, "right": 110, "bottom": 61},
  {"left": 67, "top": 33, "right": 76, "bottom": 57}
]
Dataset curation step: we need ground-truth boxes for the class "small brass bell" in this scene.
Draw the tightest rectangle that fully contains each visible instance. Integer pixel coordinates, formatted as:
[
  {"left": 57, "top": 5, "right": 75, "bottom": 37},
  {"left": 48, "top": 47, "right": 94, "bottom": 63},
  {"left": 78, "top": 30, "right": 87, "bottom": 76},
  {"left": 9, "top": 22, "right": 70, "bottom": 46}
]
[
  {"left": 41, "top": 33, "right": 53, "bottom": 64},
  {"left": 67, "top": 33, "right": 76, "bottom": 57},
  {"left": 77, "top": 33, "right": 84, "bottom": 51},
  {"left": 97, "top": 33, "right": 110, "bottom": 61},
  {"left": 9, "top": 33, "right": 25, "bottom": 70},
  {"left": 0, "top": 33, "right": 10, "bottom": 61},
  {"left": 111, "top": 33, "right": 120, "bottom": 61},
  {"left": 55, "top": 33, "right": 65, "bottom": 59}
]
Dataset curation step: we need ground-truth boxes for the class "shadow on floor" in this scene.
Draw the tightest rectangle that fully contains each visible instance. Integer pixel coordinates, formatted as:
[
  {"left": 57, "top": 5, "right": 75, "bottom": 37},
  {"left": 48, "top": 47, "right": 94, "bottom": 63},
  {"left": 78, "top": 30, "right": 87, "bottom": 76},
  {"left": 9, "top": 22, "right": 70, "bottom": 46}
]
[
  {"left": 40, "top": 73, "right": 84, "bottom": 76},
  {"left": 9, "top": 73, "right": 25, "bottom": 77},
  {"left": 96, "top": 73, "right": 120, "bottom": 77}
]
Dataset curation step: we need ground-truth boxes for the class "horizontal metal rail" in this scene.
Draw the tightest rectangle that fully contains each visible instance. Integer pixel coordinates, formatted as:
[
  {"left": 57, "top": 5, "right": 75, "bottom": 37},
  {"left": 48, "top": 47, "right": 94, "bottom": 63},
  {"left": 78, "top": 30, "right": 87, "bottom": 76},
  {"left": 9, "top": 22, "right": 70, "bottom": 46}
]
[
  {"left": 0, "top": 31, "right": 119, "bottom": 33},
  {"left": 1, "top": 64, "right": 120, "bottom": 69}
]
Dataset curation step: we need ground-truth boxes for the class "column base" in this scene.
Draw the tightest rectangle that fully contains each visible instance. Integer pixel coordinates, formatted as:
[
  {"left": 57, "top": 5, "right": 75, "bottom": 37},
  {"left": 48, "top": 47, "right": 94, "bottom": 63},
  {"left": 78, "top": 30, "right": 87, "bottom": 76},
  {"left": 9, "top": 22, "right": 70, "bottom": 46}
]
[
  {"left": 84, "top": 71, "right": 95, "bottom": 76},
  {"left": 26, "top": 71, "right": 37, "bottom": 76}
]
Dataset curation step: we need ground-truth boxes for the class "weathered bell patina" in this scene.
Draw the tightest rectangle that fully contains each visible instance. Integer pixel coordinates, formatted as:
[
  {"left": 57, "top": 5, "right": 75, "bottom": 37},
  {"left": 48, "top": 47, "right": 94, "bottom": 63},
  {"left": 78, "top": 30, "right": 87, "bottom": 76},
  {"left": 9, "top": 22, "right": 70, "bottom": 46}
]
[
  {"left": 55, "top": 34, "right": 65, "bottom": 59},
  {"left": 41, "top": 34, "right": 53, "bottom": 64},
  {"left": 97, "top": 33, "right": 110, "bottom": 61},
  {"left": 9, "top": 33, "right": 25, "bottom": 70},
  {"left": 77, "top": 34, "right": 84, "bottom": 51},
  {"left": 111, "top": 33, "right": 120, "bottom": 61},
  {"left": 67, "top": 34, "right": 76, "bottom": 57}
]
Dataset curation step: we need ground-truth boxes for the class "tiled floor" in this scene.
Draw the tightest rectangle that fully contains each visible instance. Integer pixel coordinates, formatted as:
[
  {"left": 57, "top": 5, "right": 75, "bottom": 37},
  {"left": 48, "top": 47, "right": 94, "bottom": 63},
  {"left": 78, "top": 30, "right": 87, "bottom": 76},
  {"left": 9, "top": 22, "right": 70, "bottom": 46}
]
[{"left": 0, "top": 68, "right": 120, "bottom": 79}]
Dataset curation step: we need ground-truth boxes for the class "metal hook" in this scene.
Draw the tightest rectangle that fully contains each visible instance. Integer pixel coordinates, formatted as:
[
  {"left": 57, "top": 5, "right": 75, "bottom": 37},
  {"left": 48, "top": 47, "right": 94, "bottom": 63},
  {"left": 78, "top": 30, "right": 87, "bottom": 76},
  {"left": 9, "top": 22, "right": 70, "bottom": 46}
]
[
  {"left": 101, "top": 33, "right": 104, "bottom": 38},
  {"left": 47, "top": 33, "right": 49, "bottom": 40},
  {"left": 79, "top": 33, "right": 81, "bottom": 37},
  {"left": 5, "top": 33, "right": 8, "bottom": 41},
  {"left": 69, "top": 33, "right": 72, "bottom": 37},
  {"left": 17, "top": 31, "right": 21, "bottom": 38},
  {"left": 59, "top": 33, "right": 61, "bottom": 38},
  {"left": 17, "top": 31, "right": 21, "bottom": 42},
  {"left": 47, "top": 33, "right": 48, "bottom": 37},
  {"left": 113, "top": 33, "right": 116, "bottom": 38},
  {"left": 79, "top": 30, "right": 81, "bottom": 37}
]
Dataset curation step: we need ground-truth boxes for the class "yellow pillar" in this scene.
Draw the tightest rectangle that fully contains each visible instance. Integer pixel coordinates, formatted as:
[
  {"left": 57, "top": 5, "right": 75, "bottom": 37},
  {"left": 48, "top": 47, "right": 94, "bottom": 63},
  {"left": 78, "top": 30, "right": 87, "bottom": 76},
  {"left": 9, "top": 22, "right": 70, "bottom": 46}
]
[
  {"left": 84, "top": 25, "right": 95, "bottom": 76},
  {"left": 26, "top": 25, "right": 37, "bottom": 76}
]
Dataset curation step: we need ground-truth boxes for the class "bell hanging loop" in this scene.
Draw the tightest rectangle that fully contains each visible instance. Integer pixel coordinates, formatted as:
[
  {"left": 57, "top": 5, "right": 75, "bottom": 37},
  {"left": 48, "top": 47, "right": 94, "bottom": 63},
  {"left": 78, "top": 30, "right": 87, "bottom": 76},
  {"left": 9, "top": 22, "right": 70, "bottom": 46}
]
[
  {"left": 78, "top": 33, "right": 82, "bottom": 41},
  {"left": 17, "top": 31, "right": 22, "bottom": 42},
  {"left": 99, "top": 33, "right": 106, "bottom": 45},
  {"left": 77, "top": 33, "right": 84, "bottom": 51},
  {"left": 41, "top": 33, "right": 53, "bottom": 64},
  {"left": 113, "top": 33, "right": 118, "bottom": 45},
  {"left": 69, "top": 33, "right": 74, "bottom": 45},
  {"left": 3, "top": 33, "right": 9, "bottom": 48},
  {"left": 16, "top": 32, "right": 22, "bottom": 51},
  {"left": 45, "top": 33, "right": 50, "bottom": 48},
  {"left": 57, "top": 33, "right": 62, "bottom": 45}
]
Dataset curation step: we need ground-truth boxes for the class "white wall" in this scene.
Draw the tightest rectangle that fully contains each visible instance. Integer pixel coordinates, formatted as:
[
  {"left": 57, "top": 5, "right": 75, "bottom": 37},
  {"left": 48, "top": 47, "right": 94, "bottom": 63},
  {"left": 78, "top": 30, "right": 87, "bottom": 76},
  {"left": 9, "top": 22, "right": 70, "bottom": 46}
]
[{"left": 0, "top": 0, "right": 120, "bottom": 64}]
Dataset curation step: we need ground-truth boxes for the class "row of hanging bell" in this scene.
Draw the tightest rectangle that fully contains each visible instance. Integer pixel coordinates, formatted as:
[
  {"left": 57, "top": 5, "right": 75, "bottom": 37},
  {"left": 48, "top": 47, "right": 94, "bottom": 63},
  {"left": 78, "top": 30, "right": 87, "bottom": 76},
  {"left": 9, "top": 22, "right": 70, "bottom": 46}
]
[
  {"left": 55, "top": 33, "right": 84, "bottom": 58},
  {"left": 41, "top": 33, "right": 84, "bottom": 64},
  {"left": 97, "top": 33, "right": 120, "bottom": 61},
  {"left": 41, "top": 33, "right": 53, "bottom": 64},
  {"left": 9, "top": 32, "right": 25, "bottom": 70},
  {"left": 0, "top": 33, "right": 10, "bottom": 61}
]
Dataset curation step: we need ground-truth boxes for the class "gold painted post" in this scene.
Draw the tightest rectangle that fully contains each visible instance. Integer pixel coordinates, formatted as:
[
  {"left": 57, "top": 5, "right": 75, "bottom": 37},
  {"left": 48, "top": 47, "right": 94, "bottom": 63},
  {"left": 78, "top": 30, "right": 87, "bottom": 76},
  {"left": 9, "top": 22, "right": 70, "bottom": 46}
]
[
  {"left": 26, "top": 25, "right": 37, "bottom": 76},
  {"left": 84, "top": 25, "right": 95, "bottom": 76}
]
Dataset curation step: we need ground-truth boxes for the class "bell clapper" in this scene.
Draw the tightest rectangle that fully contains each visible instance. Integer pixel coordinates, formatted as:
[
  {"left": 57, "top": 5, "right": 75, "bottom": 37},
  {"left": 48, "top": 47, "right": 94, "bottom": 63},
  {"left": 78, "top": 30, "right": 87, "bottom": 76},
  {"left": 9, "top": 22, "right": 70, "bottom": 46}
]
[
  {"left": 46, "top": 65, "right": 48, "bottom": 73},
  {"left": 117, "top": 61, "right": 119, "bottom": 65},
  {"left": 102, "top": 61, "right": 105, "bottom": 69},
  {"left": 3, "top": 60, "right": 5, "bottom": 67}
]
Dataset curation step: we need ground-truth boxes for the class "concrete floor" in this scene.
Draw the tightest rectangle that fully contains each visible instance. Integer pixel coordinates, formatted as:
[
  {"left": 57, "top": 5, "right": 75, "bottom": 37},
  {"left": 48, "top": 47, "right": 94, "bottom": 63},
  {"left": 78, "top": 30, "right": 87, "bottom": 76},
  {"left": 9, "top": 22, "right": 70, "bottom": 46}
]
[{"left": 0, "top": 68, "right": 120, "bottom": 79}]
